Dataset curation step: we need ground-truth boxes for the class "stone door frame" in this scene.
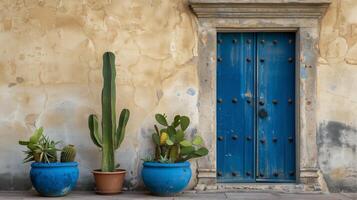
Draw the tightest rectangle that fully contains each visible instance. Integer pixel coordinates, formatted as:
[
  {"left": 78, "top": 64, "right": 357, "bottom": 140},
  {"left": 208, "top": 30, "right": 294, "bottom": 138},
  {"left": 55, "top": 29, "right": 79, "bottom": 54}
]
[{"left": 188, "top": 0, "right": 331, "bottom": 191}]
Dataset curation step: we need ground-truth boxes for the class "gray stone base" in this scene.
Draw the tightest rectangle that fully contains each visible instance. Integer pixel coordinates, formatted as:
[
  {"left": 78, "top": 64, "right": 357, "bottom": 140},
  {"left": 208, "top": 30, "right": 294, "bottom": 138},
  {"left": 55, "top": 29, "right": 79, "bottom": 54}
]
[
  {"left": 195, "top": 183, "right": 317, "bottom": 193},
  {"left": 195, "top": 168, "right": 327, "bottom": 193}
]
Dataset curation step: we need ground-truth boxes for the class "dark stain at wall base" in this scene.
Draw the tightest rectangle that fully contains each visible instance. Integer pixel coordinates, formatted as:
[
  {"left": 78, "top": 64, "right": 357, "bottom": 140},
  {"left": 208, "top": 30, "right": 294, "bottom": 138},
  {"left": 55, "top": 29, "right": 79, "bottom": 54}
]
[
  {"left": 0, "top": 174, "right": 31, "bottom": 190},
  {"left": 324, "top": 174, "right": 357, "bottom": 193},
  {"left": 318, "top": 121, "right": 357, "bottom": 192}
]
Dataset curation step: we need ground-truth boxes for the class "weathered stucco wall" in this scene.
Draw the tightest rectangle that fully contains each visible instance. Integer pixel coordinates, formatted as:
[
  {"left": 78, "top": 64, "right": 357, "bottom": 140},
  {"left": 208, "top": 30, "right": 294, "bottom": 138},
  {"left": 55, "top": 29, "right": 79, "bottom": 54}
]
[
  {"left": 317, "top": 0, "right": 357, "bottom": 192},
  {"left": 0, "top": 0, "right": 198, "bottom": 190},
  {"left": 0, "top": 0, "right": 356, "bottom": 193}
]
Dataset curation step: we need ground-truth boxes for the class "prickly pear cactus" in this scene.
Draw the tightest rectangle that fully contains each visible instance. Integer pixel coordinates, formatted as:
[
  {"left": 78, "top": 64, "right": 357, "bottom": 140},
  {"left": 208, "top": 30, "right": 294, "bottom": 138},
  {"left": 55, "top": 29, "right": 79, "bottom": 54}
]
[
  {"left": 60, "top": 144, "right": 76, "bottom": 162},
  {"left": 151, "top": 114, "right": 209, "bottom": 163}
]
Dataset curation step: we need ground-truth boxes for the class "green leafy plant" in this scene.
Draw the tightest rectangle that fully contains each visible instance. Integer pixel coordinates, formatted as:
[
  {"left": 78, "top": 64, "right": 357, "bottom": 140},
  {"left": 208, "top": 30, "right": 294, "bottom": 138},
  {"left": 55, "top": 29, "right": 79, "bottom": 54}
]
[
  {"left": 19, "top": 127, "right": 44, "bottom": 155},
  {"left": 88, "top": 52, "right": 130, "bottom": 172},
  {"left": 32, "top": 135, "right": 60, "bottom": 163},
  {"left": 149, "top": 113, "right": 208, "bottom": 163},
  {"left": 19, "top": 127, "right": 65, "bottom": 163}
]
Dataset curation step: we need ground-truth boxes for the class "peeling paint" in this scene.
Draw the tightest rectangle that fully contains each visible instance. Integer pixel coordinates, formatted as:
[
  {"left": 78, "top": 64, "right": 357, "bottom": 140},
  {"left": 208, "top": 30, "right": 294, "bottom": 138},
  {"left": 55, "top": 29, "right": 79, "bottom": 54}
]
[
  {"left": 186, "top": 88, "right": 196, "bottom": 96},
  {"left": 300, "top": 67, "right": 308, "bottom": 79}
]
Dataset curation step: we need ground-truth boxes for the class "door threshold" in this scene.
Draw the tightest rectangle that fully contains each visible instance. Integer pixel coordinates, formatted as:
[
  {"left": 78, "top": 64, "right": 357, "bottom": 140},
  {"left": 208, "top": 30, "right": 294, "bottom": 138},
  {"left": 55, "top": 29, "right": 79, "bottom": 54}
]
[{"left": 195, "top": 183, "right": 323, "bottom": 193}]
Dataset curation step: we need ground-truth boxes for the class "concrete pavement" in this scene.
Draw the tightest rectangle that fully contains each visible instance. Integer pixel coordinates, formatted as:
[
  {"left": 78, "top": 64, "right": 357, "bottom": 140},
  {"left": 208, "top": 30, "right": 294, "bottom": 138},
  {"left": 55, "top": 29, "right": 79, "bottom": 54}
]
[{"left": 0, "top": 191, "right": 356, "bottom": 200}]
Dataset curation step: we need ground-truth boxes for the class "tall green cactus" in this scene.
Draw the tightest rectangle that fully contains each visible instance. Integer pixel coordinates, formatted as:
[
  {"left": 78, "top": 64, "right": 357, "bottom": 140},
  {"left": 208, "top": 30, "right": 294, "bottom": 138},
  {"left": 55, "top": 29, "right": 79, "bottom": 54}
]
[{"left": 88, "top": 52, "right": 130, "bottom": 172}]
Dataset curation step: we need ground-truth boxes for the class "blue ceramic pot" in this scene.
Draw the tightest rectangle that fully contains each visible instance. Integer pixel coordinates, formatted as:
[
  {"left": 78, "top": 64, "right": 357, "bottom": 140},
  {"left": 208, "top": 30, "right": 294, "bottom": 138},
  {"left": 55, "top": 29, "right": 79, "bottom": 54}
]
[
  {"left": 142, "top": 161, "right": 191, "bottom": 196},
  {"left": 30, "top": 162, "right": 79, "bottom": 197}
]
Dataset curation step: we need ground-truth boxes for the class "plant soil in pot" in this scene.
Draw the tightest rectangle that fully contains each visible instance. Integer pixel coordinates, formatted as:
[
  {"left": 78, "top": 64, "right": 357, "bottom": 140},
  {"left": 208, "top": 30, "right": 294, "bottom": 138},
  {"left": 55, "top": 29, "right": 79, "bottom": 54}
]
[
  {"left": 88, "top": 52, "right": 131, "bottom": 194},
  {"left": 141, "top": 113, "right": 209, "bottom": 196}
]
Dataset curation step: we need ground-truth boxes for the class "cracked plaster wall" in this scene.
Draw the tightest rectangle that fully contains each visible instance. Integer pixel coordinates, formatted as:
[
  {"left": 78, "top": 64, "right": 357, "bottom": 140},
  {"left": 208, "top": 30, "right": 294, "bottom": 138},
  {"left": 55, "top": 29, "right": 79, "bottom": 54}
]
[
  {"left": 0, "top": 0, "right": 357, "bottom": 192},
  {"left": 317, "top": 0, "right": 357, "bottom": 192},
  {"left": 0, "top": 0, "right": 198, "bottom": 190}
]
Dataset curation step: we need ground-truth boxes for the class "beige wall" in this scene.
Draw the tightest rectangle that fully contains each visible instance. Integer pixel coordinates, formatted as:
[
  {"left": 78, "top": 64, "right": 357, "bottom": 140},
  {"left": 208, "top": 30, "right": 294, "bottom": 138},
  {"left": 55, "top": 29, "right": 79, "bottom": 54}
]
[
  {"left": 317, "top": 0, "right": 357, "bottom": 192},
  {"left": 0, "top": 0, "right": 198, "bottom": 190},
  {"left": 0, "top": 0, "right": 356, "bottom": 192}
]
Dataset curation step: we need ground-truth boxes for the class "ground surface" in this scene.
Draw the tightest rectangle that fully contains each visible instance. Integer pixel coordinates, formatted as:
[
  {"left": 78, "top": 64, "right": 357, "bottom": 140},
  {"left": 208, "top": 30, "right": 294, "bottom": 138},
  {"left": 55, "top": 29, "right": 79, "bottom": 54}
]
[{"left": 0, "top": 191, "right": 356, "bottom": 200}]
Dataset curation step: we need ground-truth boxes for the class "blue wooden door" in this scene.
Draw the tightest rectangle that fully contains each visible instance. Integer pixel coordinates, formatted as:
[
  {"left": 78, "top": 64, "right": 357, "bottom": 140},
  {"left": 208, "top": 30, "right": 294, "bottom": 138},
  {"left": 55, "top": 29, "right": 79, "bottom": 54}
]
[{"left": 217, "top": 32, "right": 296, "bottom": 183}]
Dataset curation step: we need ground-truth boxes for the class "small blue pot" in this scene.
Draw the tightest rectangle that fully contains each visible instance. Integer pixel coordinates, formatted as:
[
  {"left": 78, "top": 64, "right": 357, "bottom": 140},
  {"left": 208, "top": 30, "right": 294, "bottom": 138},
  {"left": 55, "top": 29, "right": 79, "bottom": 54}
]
[
  {"left": 141, "top": 161, "right": 191, "bottom": 196},
  {"left": 30, "top": 162, "right": 79, "bottom": 197}
]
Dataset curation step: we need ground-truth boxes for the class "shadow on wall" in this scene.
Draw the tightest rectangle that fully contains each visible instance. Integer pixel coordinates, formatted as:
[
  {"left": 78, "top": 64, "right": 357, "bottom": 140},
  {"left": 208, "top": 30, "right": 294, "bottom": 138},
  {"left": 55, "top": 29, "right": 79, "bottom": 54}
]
[{"left": 318, "top": 121, "right": 357, "bottom": 192}]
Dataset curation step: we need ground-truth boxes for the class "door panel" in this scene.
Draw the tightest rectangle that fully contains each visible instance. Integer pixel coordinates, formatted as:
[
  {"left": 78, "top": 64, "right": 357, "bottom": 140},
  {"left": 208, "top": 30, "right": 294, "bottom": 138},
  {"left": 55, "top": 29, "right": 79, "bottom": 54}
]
[
  {"left": 256, "top": 32, "right": 296, "bottom": 182},
  {"left": 217, "top": 33, "right": 255, "bottom": 182},
  {"left": 217, "top": 32, "right": 296, "bottom": 183}
]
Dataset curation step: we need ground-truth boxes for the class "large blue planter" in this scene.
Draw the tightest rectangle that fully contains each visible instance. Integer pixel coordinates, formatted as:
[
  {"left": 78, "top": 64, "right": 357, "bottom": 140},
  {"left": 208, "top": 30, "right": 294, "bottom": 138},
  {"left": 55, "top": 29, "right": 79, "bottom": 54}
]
[
  {"left": 141, "top": 161, "right": 191, "bottom": 196},
  {"left": 30, "top": 162, "right": 79, "bottom": 197}
]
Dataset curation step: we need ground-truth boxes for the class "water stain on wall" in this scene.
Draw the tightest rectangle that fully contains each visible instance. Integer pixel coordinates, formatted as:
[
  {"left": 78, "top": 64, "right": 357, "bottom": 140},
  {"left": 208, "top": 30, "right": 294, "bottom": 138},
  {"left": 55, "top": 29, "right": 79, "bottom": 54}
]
[{"left": 318, "top": 121, "right": 357, "bottom": 192}]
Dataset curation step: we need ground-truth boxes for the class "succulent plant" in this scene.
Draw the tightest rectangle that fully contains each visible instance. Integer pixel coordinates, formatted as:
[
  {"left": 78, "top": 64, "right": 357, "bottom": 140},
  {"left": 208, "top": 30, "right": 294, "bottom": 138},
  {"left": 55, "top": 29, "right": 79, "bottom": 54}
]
[
  {"left": 88, "top": 52, "right": 130, "bottom": 172},
  {"left": 60, "top": 144, "right": 76, "bottom": 162},
  {"left": 19, "top": 127, "right": 43, "bottom": 151},
  {"left": 19, "top": 127, "right": 60, "bottom": 163},
  {"left": 150, "top": 114, "right": 208, "bottom": 163},
  {"left": 33, "top": 135, "right": 59, "bottom": 163}
]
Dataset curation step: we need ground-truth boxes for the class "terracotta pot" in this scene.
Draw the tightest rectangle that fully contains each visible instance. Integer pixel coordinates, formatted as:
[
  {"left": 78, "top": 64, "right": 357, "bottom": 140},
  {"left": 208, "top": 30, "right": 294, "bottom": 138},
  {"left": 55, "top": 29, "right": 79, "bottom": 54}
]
[{"left": 92, "top": 169, "right": 126, "bottom": 194}]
